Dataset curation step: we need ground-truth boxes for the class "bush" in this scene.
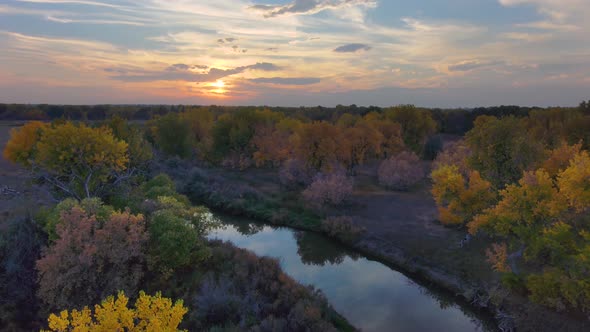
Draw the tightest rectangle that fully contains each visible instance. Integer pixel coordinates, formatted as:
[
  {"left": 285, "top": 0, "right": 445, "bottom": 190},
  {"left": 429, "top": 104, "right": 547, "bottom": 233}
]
[
  {"left": 36, "top": 205, "right": 148, "bottom": 311},
  {"left": 302, "top": 171, "right": 353, "bottom": 208},
  {"left": 189, "top": 241, "right": 342, "bottom": 331},
  {"left": 377, "top": 151, "right": 425, "bottom": 190},
  {"left": 279, "top": 159, "right": 313, "bottom": 189},
  {"left": 321, "top": 216, "right": 366, "bottom": 243},
  {"left": 147, "top": 202, "right": 211, "bottom": 276}
]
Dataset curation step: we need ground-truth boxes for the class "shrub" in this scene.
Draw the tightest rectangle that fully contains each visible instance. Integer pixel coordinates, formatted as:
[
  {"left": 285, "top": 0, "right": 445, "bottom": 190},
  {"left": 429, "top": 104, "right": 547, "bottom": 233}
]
[
  {"left": 145, "top": 195, "right": 217, "bottom": 278},
  {"left": 302, "top": 171, "right": 353, "bottom": 208},
  {"left": 377, "top": 151, "right": 425, "bottom": 190},
  {"left": 36, "top": 205, "right": 148, "bottom": 311},
  {"left": 321, "top": 216, "right": 366, "bottom": 243},
  {"left": 190, "top": 241, "right": 341, "bottom": 331},
  {"left": 279, "top": 159, "right": 313, "bottom": 189}
]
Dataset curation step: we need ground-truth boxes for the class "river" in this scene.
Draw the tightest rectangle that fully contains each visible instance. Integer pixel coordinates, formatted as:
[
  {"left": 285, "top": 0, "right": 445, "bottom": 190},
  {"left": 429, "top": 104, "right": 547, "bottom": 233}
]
[{"left": 208, "top": 217, "right": 496, "bottom": 332}]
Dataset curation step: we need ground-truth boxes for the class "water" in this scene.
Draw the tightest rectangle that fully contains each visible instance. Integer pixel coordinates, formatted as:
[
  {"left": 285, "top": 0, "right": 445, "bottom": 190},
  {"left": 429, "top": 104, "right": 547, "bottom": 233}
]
[{"left": 208, "top": 217, "right": 494, "bottom": 332}]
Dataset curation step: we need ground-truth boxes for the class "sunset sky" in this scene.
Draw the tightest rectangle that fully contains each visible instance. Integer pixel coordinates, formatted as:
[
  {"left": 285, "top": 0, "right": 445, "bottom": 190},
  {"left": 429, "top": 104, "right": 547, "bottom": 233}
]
[{"left": 0, "top": 0, "right": 588, "bottom": 107}]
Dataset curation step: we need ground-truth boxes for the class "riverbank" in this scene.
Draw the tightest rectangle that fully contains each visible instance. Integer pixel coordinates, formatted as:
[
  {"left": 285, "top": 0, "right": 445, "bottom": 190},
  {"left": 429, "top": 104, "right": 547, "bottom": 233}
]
[{"left": 171, "top": 162, "right": 589, "bottom": 332}]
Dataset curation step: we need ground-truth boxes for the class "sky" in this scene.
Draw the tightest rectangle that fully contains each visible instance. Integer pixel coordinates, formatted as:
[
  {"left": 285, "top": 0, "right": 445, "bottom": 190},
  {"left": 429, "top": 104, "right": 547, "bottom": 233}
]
[{"left": 0, "top": 0, "right": 588, "bottom": 107}]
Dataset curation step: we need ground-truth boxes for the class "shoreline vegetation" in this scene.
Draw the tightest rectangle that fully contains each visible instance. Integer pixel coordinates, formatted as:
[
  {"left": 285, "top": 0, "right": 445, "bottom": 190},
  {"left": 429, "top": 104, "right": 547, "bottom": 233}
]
[{"left": 1, "top": 101, "right": 590, "bottom": 331}]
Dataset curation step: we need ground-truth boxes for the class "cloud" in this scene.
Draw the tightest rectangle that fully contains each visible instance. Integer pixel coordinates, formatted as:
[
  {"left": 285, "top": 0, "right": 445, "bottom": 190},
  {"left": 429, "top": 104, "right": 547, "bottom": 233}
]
[
  {"left": 250, "top": 0, "right": 376, "bottom": 18},
  {"left": 250, "top": 77, "right": 321, "bottom": 85},
  {"left": 448, "top": 60, "right": 504, "bottom": 72},
  {"left": 109, "top": 62, "right": 281, "bottom": 82},
  {"left": 333, "top": 43, "right": 371, "bottom": 53}
]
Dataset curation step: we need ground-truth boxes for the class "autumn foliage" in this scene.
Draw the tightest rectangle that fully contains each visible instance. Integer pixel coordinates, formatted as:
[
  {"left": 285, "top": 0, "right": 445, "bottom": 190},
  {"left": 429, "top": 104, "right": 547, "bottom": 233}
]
[
  {"left": 4, "top": 121, "right": 131, "bottom": 199},
  {"left": 42, "top": 291, "right": 187, "bottom": 332},
  {"left": 36, "top": 202, "right": 148, "bottom": 310}
]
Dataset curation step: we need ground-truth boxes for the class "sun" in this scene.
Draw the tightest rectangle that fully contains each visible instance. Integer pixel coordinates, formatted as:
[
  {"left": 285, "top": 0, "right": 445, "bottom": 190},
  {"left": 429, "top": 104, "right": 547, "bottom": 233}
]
[{"left": 212, "top": 80, "right": 225, "bottom": 88}]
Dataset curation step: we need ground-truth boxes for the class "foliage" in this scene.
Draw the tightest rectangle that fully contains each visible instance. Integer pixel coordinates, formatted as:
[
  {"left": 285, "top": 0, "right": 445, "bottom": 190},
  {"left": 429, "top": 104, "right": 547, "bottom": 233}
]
[
  {"left": 36, "top": 203, "right": 148, "bottom": 311},
  {"left": 42, "top": 291, "right": 188, "bottom": 332},
  {"left": 4, "top": 121, "right": 130, "bottom": 199},
  {"left": 292, "top": 121, "right": 343, "bottom": 171},
  {"left": 302, "top": 171, "right": 354, "bottom": 208},
  {"left": 251, "top": 117, "right": 301, "bottom": 167},
  {"left": 469, "top": 151, "right": 590, "bottom": 313},
  {"left": 377, "top": 151, "right": 425, "bottom": 191},
  {"left": 432, "top": 140, "right": 471, "bottom": 176},
  {"left": 211, "top": 109, "right": 281, "bottom": 165},
  {"left": 431, "top": 165, "right": 496, "bottom": 227},
  {"left": 106, "top": 115, "right": 153, "bottom": 169},
  {"left": 141, "top": 174, "right": 190, "bottom": 206},
  {"left": 466, "top": 115, "right": 545, "bottom": 187},
  {"left": 150, "top": 113, "right": 193, "bottom": 158},
  {"left": 182, "top": 107, "right": 214, "bottom": 158},
  {"left": 146, "top": 196, "right": 215, "bottom": 277},
  {"left": 190, "top": 241, "right": 343, "bottom": 331},
  {"left": 2, "top": 121, "right": 47, "bottom": 166},
  {"left": 383, "top": 105, "right": 437, "bottom": 154},
  {"left": 486, "top": 243, "right": 511, "bottom": 273},
  {"left": 541, "top": 142, "right": 582, "bottom": 178}
]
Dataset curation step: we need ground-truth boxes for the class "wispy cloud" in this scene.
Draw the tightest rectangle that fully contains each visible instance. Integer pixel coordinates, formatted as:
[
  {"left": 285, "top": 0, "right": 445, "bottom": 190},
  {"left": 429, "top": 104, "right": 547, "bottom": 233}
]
[
  {"left": 250, "top": 0, "right": 376, "bottom": 18},
  {"left": 333, "top": 43, "right": 371, "bottom": 53}
]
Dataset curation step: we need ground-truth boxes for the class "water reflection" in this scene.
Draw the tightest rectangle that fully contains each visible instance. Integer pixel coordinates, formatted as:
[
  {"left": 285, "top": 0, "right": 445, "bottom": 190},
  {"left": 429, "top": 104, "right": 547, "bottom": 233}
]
[{"left": 208, "top": 217, "right": 494, "bottom": 332}]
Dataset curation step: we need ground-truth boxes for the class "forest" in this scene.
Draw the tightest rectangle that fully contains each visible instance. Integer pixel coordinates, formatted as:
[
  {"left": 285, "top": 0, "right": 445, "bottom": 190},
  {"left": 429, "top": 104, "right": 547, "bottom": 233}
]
[{"left": 1, "top": 101, "right": 590, "bottom": 331}]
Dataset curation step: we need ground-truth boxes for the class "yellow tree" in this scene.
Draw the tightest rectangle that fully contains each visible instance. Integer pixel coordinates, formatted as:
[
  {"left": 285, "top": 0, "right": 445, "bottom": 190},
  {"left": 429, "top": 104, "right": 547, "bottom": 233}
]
[
  {"left": 3, "top": 121, "right": 47, "bottom": 166},
  {"left": 4, "top": 121, "right": 129, "bottom": 199},
  {"left": 43, "top": 291, "right": 188, "bottom": 332},
  {"left": 431, "top": 165, "right": 496, "bottom": 227}
]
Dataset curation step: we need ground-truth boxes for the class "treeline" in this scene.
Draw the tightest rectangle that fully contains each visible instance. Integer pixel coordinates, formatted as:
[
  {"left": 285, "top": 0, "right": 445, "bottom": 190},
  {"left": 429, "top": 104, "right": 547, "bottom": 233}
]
[{"left": 3, "top": 102, "right": 588, "bottom": 135}]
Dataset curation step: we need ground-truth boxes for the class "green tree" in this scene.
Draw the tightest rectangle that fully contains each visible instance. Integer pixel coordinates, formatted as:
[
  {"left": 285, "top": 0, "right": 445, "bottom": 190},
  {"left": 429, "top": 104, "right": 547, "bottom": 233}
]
[
  {"left": 466, "top": 115, "right": 545, "bottom": 187},
  {"left": 383, "top": 105, "right": 437, "bottom": 154}
]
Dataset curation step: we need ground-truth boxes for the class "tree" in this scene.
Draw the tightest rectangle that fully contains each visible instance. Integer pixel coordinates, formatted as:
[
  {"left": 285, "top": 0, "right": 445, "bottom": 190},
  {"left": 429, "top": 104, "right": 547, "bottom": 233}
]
[
  {"left": 378, "top": 151, "right": 425, "bottom": 190},
  {"left": 147, "top": 196, "right": 213, "bottom": 277},
  {"left": 106, "top": 115, "right": 153, "bottom": 170},
  {"left": 292, "top": 122, "right": 343, "bottom": 171},
  {"left": 383, "top": 105, "right": 437, "bottom": 154},
  {"left": 3, "top": 121, "right": 47, "bottom": 166},
  {"left": 4, "top": 121, "right": 130, "bottom": 199},
  {"left": 431, "top": 165, "right": 496, "bottom": 227},
  {"left": 182, "top": 107, "right": 214, "bottom": 157},
  {"left": 468, "top": 152, "right": 590, "bottom": 312},
  {"left": 150, "top": 113, "right": 193, "bottom": 158},
  {"left": 38, "top": 122, "right": 129, "bottom": 199},
  {"left": 36, "top": 202, "right": 148, "bottom": 310},
  {"left": 42, "top": 291, "right": 188, "bottom": 332},
  {"left": 466, "top": 115, "right": 545, "bottom": 187},
  {"left": 338, "top": 120, "right": 383, "bottom": 171}
]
